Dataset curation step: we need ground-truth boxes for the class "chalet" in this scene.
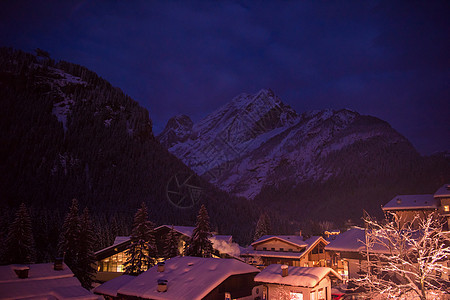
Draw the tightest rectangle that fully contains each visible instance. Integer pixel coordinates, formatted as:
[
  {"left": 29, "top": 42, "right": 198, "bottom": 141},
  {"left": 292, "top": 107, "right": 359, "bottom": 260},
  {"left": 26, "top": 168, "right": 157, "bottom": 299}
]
[
  {"left": 254, "top": 264, "right": 342, "bottom": 300},
  {"left": 0, "top": 262, "right": 98, "bottom": 299},
  {"left": 382, "top": 184, "right": 450, "bottom": 230},
  {"left": 241, "top": 235, "right": 329, "bottom": 268},
  {"left": 435, "top": 184, "right": 450, "bottom": 229},
  {"left": 94, "top": 256, "right": 260, "bottom": 300},
  {"left": 95, "top": 225, "right": 239, "bottom": 282},
  {"left": 324, "top": 227, "right": 373, "bottom": 280}
]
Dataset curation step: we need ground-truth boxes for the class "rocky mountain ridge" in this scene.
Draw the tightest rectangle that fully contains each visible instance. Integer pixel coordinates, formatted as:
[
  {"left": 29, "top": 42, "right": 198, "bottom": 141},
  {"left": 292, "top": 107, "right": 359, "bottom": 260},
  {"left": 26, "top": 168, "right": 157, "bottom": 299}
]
[{"left": 158, "top": 89, "right": 419, "bottom": 199}]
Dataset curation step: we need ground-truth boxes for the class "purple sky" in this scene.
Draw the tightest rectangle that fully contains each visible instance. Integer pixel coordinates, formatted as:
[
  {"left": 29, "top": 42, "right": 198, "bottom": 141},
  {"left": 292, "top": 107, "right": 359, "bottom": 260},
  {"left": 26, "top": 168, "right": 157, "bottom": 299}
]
[{"left": 1, "top": 1, "right": 448, "bottom": 154}]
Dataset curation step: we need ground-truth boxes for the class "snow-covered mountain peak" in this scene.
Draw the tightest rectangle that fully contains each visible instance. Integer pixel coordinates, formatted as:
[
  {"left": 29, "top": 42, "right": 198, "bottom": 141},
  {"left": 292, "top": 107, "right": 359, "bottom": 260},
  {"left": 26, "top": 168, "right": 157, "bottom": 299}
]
[
  {"left": 158, "top": 90, "right": 415, "bottom": 199},
  {"left": 158, "top": 114, "right": 193, "bottom": 148}
]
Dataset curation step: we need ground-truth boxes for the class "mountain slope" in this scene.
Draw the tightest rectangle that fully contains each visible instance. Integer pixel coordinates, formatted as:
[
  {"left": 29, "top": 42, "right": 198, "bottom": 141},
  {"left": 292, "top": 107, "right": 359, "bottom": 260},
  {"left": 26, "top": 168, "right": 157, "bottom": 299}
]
[
  {"left": 0, "top": 48, "right": 257, "bottom": 261},
  {"left": 159, "top": 89, "right": 449, "bottom": 222}
]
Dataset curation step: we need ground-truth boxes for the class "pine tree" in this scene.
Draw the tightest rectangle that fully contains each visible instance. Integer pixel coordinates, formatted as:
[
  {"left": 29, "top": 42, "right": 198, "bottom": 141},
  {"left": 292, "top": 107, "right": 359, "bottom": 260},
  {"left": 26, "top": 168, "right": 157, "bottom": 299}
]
[
  {"left": 254, "top": 213, "right": 271, "bottom": 241},
  {"left": 185, "top": 205, "right": 213, "bottom": 257},
  {"left": 4, "top": 203, "right": 35, "bottom": 264},
  {"left": 77, "top": 208, "right": 97, "bottom": 289},
  {"left": 124, "top": 202, "right": 157, "bottom": 275},
  {"left": 163, "top": 226, "right": 179, "bottom": 260},
  {"left": 58, "top": 199, "right": 81, "bottom": 275}
]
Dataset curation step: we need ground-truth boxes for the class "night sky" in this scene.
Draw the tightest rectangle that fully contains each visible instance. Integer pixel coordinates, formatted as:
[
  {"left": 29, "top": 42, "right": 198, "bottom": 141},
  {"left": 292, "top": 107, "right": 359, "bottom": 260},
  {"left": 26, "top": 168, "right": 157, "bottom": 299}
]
[{"left": 0, "top": 1, "right": 448, "bottom": 154}]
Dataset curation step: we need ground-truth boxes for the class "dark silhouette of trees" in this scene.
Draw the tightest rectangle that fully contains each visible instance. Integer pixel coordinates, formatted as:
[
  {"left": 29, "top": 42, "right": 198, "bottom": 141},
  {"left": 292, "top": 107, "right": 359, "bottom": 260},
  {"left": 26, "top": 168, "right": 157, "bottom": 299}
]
[
  {"left": 3, "top": 203, "right": 35, "bottom": 264},
  {"left": 185, "top": 205, "right": 213, "bottom": 257}
]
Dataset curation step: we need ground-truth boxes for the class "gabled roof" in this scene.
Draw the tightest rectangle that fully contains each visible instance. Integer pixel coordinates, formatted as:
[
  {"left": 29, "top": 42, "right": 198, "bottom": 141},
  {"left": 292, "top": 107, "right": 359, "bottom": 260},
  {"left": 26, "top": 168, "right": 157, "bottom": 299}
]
[
  {"left": 243, "top": 236, "right": 327, "bottom": 259},
  {"left": 254, "top": 264, "right": 342, "bottom": 288},
  {"left": 434, "top": 184, "right": 450, "bottom": 198},
  {"left": 325, "top": 227, "right": 366, "bottom": 252},
  {"left": 115, "top": 256, "right": 259, "bottom": 300},
  {"left": 94, "top": 275, "right": 135, "bottom": 297},
  {"left": 325, "top": 227, "right": 391, "bottom": 254},
  {"left": 0, "top": 263, "right": 98, "bottom": 299},
  {"left": 154, "top": 225, "right": 195, "bottom": 237},
  {"left": 382, "top": 194, "right": 438, "bottom": 211},
  {"left": 298, "top": 236, "right": 329, "bottom": 259},
  {"left": 251, "top": 235, "right": 307, "bottom": 248}
]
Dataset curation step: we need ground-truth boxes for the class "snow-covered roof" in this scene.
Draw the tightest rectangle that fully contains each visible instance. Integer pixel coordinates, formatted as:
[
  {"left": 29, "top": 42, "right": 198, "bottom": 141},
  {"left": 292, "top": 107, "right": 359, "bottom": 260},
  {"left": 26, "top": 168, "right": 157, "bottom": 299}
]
[
  {"left": 0, "top": 263, "right": 73, "bottom": 283},
  {"left": 382, "top": 194, "right": 438, "bottom": 211},
  {"left": 117, "top": 256, "right": 259, "bottom": 300},
  {"left": 251, "top": 235, "right": 307, "bottom": 248},
  {"left": 254, "top": 264, "right": 342, "bottom": 288},
  {"left": 155, "top": 225, "right": 195, "bottom": 238},
  {"left": 434, "top": 184, "right": 450, "bottom": 198},
  {"left": 113, "top": 236, "right": 130, "bottom": 245},
  {"left": 325, "top": 227, "right": 390, "bottom": 254},
  {"left": 325, "top": 227, "right": 366, "bottom": 252},
  {"left": 0, "top": 263, "right": 98, "bottom": 299},
  {"left": 242, "top": 249, "right": 305, "bottom": 259},
  {"left": 93, "top": 275, "right": 135, "bottom": 297}
]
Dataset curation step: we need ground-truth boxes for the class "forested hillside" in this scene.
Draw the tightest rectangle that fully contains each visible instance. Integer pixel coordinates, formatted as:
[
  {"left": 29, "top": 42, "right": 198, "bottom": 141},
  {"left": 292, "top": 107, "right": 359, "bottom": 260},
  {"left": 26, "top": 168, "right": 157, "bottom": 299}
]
[{"left": 0, "top": 48, "right": 257, "bottom": 262}]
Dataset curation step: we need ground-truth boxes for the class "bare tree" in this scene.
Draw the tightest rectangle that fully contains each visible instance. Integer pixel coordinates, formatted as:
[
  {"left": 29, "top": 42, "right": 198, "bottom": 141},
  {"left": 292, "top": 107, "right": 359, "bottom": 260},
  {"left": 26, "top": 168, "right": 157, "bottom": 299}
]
[{"left": 353, "top": 212, "right": 450, "bottom": 299}]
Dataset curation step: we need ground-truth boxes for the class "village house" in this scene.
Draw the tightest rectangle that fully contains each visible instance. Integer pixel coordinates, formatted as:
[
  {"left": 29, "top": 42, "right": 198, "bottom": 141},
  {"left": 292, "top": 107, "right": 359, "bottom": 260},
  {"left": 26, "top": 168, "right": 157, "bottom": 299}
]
[
  {"left": 95, "top": 225, "right": 239, "bottom": 282},
  {"left": 382, "top": 184, "right": 450, "bottom": 230},
  {"left": 241, "top": 235, "right": 329, "bottom": 268},
  {"left": 324, "top": 227, "right": 375, "bottom": 280},
  {"left": 254, "top": 264, "right": 342, "bottom": 300},
  {"left": 94, "top": 256, "right": 260, "bottom": 300},
  {"left": 0, "top": 261, "right": 98, "bottom": 300}
]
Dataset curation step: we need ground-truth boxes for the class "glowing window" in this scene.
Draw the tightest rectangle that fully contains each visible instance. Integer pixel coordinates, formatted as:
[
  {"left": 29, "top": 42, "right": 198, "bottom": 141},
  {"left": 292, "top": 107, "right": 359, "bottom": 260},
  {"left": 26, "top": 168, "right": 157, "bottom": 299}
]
[
  {"left": 444, "top": 205, "right": 449, "bottom": 212},
  {"left": 290, "top": 292, "right": 303, "bottom": 300}
]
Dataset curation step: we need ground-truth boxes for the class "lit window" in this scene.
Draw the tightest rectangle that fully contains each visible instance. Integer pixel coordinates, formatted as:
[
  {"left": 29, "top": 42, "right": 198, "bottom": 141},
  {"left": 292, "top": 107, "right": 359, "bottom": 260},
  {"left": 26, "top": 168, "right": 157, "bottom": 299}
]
[
  {"left": 290, "top": 292, "right": 303, "bottom": 300},
  {"left": 444, "top": 205, "right": 449, "bottom": 212}
]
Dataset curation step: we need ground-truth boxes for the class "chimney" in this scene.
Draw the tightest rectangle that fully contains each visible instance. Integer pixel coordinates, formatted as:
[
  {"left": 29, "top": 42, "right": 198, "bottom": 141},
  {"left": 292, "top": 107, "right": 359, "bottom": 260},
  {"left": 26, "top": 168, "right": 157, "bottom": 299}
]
[
  {"left": 54, "top": 257, "right": 64, "bottom": 270},
  {"left": 13, "top": 265, "right": 30, "bottom": 279},
  {"left": 281, "top": 265, "right": 288, "bottom": 277},
  {"left": 298, "top": 230, "right": 302, "bottom": 237},
  {"left": 157, "top": 262, "right": 165, "bottom": 272},
  {"left": 396, "top": 198, "right": 402, "bottom": 204},
  {"left": 157, "top": 279, "right": 168, "bottom": 292}
]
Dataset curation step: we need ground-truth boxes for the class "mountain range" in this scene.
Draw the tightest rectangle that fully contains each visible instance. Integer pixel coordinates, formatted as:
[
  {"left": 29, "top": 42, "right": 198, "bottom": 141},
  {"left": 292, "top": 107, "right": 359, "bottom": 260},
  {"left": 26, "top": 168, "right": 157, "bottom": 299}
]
[
  {"left": 0, "top": 48, "right": 448, "bottom": 262},
  {"left": 159, "top": 89, "right": 449, "bottom": 222}
]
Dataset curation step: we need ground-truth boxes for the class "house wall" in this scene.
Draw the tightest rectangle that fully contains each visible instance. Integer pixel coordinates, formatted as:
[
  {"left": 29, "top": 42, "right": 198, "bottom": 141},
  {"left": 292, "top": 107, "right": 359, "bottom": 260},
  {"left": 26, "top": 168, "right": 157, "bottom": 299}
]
[
  {"left": 387, "top": 209, "right": 435, "bottom": 228},
  {"left": 254, "top": 239, "right": 303, "bottom": 252},
  {"left": 265, "top": 276, "right": 331, "bottom": 300},
  {"left": 203, "top": 272, "right": 259, "bottom": 300}
]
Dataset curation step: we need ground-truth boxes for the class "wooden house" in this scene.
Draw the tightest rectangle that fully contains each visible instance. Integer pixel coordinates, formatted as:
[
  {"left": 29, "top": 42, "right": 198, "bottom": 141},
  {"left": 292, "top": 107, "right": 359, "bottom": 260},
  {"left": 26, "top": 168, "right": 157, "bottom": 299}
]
[
  {"left": 241, "top": 235, "right": 330, "bottom": 268},
  {"left": 95, "top": 225, "right": 238, "bottom": 282}
]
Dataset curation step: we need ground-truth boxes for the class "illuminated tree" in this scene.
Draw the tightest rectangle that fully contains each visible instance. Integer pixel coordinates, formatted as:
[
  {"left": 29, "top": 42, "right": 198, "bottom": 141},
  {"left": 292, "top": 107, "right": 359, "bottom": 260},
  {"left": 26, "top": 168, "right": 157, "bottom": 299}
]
[
  {"left": 163, "top": 225, "right": 179, "bottom": 260},
  {"left": 124, "top": 202, "right": 157, "bottom": 275},
  {"left": 353, "top": 212, "right": 450, "bottom": 299}
]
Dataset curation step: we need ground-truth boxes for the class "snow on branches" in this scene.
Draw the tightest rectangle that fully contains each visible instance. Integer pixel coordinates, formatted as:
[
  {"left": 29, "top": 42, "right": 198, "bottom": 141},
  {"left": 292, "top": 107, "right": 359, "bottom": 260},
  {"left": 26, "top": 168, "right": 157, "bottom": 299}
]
[{"left": 353, "top": 212, "right": 450, "bottom": 299}]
